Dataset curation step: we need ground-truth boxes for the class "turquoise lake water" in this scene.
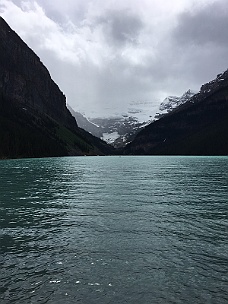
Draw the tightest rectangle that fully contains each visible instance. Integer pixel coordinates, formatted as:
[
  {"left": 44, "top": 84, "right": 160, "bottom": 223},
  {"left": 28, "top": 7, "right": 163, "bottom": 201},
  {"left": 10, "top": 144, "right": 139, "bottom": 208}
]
[{"left": 0, "top": 156, "right": 227, "bottom": 303}]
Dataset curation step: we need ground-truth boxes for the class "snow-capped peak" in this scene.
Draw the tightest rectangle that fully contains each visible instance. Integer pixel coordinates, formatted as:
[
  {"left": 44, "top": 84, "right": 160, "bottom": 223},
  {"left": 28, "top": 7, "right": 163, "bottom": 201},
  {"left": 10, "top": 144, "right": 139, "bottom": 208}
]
[{"left": 155, "top": 89, "right": 197, "bottom": 119}]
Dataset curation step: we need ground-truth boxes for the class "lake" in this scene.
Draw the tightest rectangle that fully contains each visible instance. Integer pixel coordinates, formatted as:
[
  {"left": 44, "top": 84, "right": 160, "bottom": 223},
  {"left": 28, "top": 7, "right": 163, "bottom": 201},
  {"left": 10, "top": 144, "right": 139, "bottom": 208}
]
[{"left": 0, "top": 156, "right": 227, "bottom": 303}]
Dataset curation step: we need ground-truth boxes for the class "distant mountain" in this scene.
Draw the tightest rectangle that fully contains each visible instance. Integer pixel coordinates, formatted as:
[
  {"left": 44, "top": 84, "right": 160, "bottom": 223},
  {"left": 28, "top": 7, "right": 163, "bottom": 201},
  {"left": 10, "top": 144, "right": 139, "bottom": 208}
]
[
  {"left": 90, "top": 115, "right": 145, "bottom": 148},
  {"left": 69, "top": 108, "right": 149, "bottom": 148},
  {"left": 0, "top": 17, "right": 114, "bottom": 158},
  {"left": 123, "top": 70, "right": 228, "bottom": 155},
  {"left": 69, "top": 91, "right": 196, "bottom": 148}
]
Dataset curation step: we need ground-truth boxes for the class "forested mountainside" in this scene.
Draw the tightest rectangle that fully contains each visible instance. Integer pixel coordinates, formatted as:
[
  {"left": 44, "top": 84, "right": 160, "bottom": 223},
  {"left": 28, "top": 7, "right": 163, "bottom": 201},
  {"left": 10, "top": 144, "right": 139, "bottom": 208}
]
[
  {"left": 0, "top": 17, "right": 114, "bottom": 158},
  {"left": 123, "top": 70, "right": 228, "bottom": 155}
]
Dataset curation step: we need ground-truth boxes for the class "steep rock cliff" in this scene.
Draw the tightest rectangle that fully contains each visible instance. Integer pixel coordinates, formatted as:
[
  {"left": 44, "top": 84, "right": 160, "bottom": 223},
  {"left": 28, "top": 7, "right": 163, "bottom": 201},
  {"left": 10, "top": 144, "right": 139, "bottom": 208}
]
[
  {"left": 0, "top": 17, "right": 114, "bottom": 158},
  {"left": 0, "top": 17, "right": 76, "bottom": 130}
]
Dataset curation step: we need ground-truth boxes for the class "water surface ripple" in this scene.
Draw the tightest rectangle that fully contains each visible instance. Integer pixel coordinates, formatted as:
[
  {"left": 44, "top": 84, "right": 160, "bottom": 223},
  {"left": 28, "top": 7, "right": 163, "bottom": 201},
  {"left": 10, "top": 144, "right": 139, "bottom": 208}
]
[{"left": 0, "top": 156, "right": 227, "bottom": 303}]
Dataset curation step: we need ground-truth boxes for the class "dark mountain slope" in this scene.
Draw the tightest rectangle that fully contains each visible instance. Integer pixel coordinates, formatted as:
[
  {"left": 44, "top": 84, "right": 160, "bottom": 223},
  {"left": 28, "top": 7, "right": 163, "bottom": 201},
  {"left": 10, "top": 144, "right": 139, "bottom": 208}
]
[
  {"left": 0, "top": 17, "right": 114, "bottom": 158},
  {"left": 123, "top": 71, "right": 228, "bottom": 155}
]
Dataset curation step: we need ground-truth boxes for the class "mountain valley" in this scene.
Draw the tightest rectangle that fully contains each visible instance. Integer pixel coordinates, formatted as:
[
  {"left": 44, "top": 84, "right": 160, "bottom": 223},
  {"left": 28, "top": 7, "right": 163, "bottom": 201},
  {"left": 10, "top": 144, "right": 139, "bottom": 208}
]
[{"left": 0, "top": 16, "right": 227, "bottom": 158}]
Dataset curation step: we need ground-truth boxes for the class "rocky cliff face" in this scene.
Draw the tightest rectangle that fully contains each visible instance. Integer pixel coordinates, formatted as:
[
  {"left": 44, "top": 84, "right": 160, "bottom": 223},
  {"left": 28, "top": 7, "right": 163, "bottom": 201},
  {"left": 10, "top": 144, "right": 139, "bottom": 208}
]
[
  {"left": 0, "top": 17, "right": 76, "bottom": 130},
  {"left": 123, "top": 70, "right": 228, "bottom": 155}
]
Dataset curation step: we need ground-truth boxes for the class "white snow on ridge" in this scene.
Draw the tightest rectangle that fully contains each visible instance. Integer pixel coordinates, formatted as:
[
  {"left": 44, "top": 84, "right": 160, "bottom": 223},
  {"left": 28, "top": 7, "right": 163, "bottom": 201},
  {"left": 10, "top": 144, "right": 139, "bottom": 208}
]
[{"left": 154, "top": 89, "right": 197, "bottom": 120}]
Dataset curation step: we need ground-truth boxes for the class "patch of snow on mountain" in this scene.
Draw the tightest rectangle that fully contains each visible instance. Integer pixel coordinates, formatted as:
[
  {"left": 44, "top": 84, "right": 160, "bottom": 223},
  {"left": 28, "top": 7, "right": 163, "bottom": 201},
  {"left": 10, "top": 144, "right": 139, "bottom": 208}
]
[{"left": 102, "top": 132, "right": 120, "bottom": 144}]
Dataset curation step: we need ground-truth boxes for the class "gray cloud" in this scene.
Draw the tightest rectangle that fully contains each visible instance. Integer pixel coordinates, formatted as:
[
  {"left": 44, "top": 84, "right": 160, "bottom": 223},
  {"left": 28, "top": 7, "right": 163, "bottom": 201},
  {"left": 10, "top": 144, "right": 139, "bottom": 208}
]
[
  {"left": 170, "top": 0, "right": 228, "bottom": 86},
  {"left": 174, "top": 0, "right": 228, "bottom": 46},
  {"left": 97, "top": 10, "right": 144, "bottom": 47},
  {"left": 1, "top": 0, "right": 228, "bottom": 117}
]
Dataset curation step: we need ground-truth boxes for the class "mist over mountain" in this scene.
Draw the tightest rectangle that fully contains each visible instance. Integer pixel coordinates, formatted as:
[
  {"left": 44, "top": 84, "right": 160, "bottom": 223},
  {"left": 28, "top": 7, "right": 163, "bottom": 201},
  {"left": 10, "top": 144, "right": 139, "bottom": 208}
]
[{"left": 0, "top": 17, "right": 114, "bottom": 159}]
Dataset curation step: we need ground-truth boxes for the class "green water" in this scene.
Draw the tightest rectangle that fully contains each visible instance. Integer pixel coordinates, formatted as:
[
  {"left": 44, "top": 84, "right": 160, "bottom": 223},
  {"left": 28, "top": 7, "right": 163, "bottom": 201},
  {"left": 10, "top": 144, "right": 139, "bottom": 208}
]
[{"left": 0, "top": 156, "right": 227, "bottom": 303}]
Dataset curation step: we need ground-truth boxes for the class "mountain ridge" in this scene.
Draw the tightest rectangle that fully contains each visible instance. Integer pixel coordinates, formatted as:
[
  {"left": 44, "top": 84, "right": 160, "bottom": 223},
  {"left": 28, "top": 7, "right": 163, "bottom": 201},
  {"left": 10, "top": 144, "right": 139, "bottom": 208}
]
[{"left": 123, "top": 70, "right": 228, "bottom": 155}]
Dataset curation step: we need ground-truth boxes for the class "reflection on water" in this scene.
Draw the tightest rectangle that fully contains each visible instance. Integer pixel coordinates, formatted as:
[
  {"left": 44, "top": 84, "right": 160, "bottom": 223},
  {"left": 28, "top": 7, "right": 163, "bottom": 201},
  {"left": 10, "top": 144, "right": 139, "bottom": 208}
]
[{"left": 0, "top": 156, "right": 228, "bottom": 304}]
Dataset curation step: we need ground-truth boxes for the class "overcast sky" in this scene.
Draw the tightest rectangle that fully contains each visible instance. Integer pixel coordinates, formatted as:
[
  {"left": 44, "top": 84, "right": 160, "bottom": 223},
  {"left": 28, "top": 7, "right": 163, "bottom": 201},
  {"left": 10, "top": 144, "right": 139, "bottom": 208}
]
[{"left": 1, "top": 0, "right": 228, "bottom": 117}]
